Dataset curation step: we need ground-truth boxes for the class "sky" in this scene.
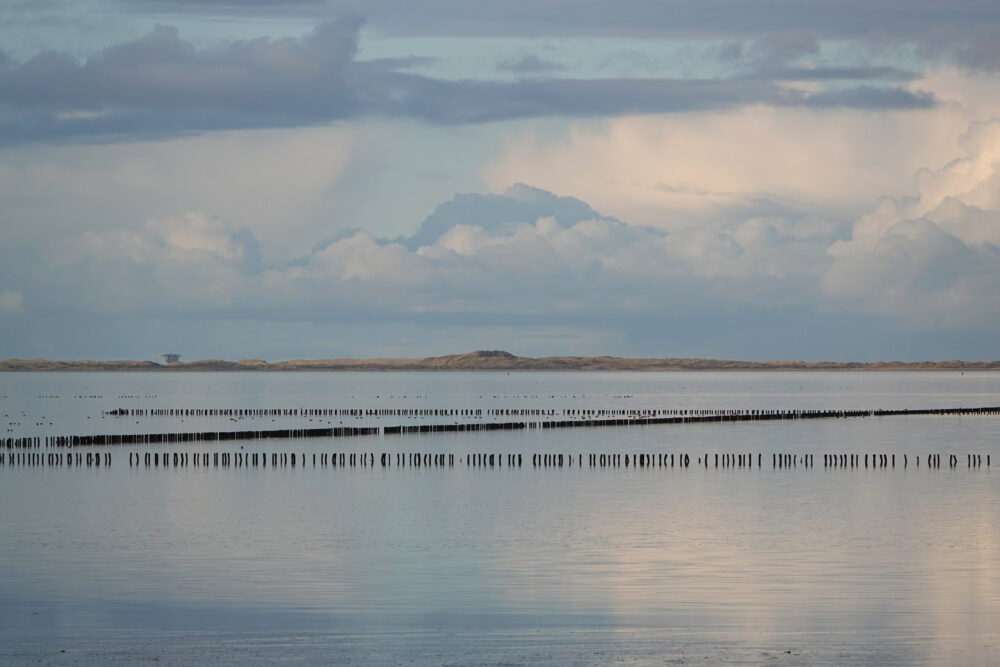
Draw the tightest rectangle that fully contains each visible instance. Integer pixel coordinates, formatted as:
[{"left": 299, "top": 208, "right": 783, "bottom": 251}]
[{"left": 1, "top": 1, "right": 999, "bottom": 362}]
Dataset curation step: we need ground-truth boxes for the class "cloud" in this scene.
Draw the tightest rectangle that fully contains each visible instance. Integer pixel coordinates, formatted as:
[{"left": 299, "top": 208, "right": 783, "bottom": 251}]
[
  {"left": 394, "top": 183, "right": 611, "bottom": 251},
  {"left": 144, "top": 212, "right": 262, "bottom": 272},
  {"left": 803, "top": 86, "right": 934, "bottom": 109},
  {"left": 32, "top": 212, "right": 261, "bottom": 314},
  {"left": 3, "top": 2, "right": 1000, "bottom": 360},
  {"left": 481, "top": 102, "right": 976, "bottom": 230},
  {"left": 127, "top": 1, "right": 1000, "bottom": 41},
  {"left": 746, "top": 31, "right": 820, "bottom": 69},
  {"left": 722, "top": 31, "right": 920, "bottom": 86},
  {"left": 0, "top": 19, "right": 942, "bottom": 146},
  {"left": 754, "top": 66, "right": 916, "bottom": 82},
  {"left": 7, "top": 119, "right": 1000, "bottom": 359},
  {"left": 918, "top": 26, "right": 1000, "bottom": 70},
  {"left": 0, "top": 125, "right": 373, "bottom": 260},
  {"left": 19, "top": 188, "right": 687, "bottom": 321},
  {"left": 13, "top": 181, "right": 833, "bottom": 328},
  {"left": 496, "top": 54, "right": 564, "bottom": 74},
  {"left": 822, "top": 119, "right": 1000, "bottom": 327},
  {"left": 830, "top": 120, "right": 1000, "bottom": 255},
  {"left": 0, "top": 18, "right": 362, "bottom": 144},
  {"left": 32, "top": 112, "right": 999, "bottom": 333},
  {"left": 822, "top": 121, "right": 1000, "bottom": 329},
  {"left": 823, "top": 219, "right": 1000, "bottom": 328}
]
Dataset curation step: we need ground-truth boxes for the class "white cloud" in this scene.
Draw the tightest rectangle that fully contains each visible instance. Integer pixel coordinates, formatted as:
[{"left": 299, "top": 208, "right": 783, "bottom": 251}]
[
  {"left": 823, "top": 118, "right": 1000, "bottom": 327},
  {"left": 145, "top": 212, "right": 260, "bottom": 267},
  {"left": 306, "top": 231, "right": 430, "bottom": 285},
  {"left": 36, "top": 114, "right": 1000, "bottom": 331},
  {"left": 0, "top": 125, "right": 371, "bottom": 259},
  {"left": 8, "top": 99, "right": 1000, "bottom": 355},
  {"left": 828, "top": 119, "right": 1000, "bottom": 259},
  {"left": 54, "top": 204, "right": 812, "bottom": 322},
  {"left": 481, "top": 106, "right": 971, "bottom": 230},
  {"left": 51, "top": 212, "right": 260, "bottom": 313},
  {"left": 913, "top": 68, "right": 1000, "bottom": 118},
  {"left": 481, "top": 70, "right": 1000, "bottom": 233}
]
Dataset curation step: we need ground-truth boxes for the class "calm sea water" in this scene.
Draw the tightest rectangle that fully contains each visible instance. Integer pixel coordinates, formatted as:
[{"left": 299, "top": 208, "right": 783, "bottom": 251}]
[{"left": 1, "top": 371, "right": 999, "bottom": 665}]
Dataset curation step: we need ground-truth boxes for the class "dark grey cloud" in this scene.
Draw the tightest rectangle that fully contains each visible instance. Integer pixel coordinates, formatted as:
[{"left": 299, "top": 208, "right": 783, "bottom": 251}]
[
  {"left": 746, "top": 30, "right": 820, "bottom": 68},
  {"left": 121, "top": 0, "right": 1000, "bottom": 77},
  {"left": 803, "top": 86, "right": 935, "bottom": 110},
  {"left": 496, "top": 54, "right": 564, "bottom": 74},
  {"left": 0, "top": 19, "right": 362, "bottom": 144},
  {"left": 762, "top": 66, "right": 916, "bottom": 82},
  {"left": 2, "top": 19, "right": 361, "bottom": 111},
  {"left": 723, "top": 31, "right": 918, "bottom": 82},
  {"left": 917, "top": 26, "right": 1000, "bottom": 69},
  {"left": 128, "top": 0, "right": 1000, "bottom": 39},
  {"left": 362, "top": 74, "right": 791, "bottom": 123},
  {"left": 0, "top": 19, "right": 939, "bottom": 145}
]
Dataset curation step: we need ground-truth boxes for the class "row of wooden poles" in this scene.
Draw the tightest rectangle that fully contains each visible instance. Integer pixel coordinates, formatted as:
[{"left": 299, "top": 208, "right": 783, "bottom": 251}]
[
  {"left": 105, "top": 407, "right": 833, "bottom": 419},
  {"left": 106, "top": 408, "right": 490, "bottom": 417},
  {"left": 41, "top": 427, "right": 378, "bottom": 448},
  {"left": 102, "top": 405, "right": 1000, "bottom": 419},
  {"left": 3, "top": 451, "right": 990, "bottom": 469},
  {"left": 127, "top": 451, "right": 987, "bottom": 469},
  {"left": 1, "top": 452, "right": 110, "bottom": 466},
  {"left": 16, "top": 404, "right": 1000, "bottom": 449}
]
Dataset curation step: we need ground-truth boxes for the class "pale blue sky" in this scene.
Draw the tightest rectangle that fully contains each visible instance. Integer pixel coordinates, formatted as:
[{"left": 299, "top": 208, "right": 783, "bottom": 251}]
[{"left": 1, "top": 0, "right": 999, "bottom": 361}]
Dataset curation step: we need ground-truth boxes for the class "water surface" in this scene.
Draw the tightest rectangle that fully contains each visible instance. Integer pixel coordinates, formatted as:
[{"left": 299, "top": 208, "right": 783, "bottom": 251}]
[{"left": 1, "top": 371, "right": 998, "bottom": 664}]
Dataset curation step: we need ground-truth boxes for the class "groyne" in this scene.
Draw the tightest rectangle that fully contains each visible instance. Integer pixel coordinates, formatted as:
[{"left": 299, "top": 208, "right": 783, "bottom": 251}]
[
  {"left": 100, "top": 405, "right": 1000, "bottom": 420},
  {"left": 7, "top": 405, "right": 996, "bottom": 450},
  {"left": 0, "top": 450, "right": 989, "bottom": 469}
]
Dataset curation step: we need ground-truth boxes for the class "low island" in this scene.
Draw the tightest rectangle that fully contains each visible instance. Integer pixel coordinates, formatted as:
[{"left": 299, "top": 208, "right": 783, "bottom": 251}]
[{"left": 1, "top": 350, "right": 998, "bottom": 371}]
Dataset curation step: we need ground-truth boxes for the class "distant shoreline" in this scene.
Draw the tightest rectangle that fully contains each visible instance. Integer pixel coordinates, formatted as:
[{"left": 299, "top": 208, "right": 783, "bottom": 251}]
[{"left": 2, "top": 350, "right": 998, "bottom": 371}]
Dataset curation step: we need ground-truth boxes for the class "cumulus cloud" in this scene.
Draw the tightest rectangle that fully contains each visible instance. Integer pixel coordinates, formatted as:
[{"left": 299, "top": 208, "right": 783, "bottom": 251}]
[
  {"left": 822, "top": 119, "right": 1000, "bottom": 327},
  {"left": 3, "top": 2, "right": 999, "bottom": 360},
  {"left": 830, "top": 120, "right": 1000, "bottom": 255},
  {"left": 50, "top": 212, "right": 262, "bottom": 313},
  {"left": 394, "top": 183, "right": 610, "bottom": 251},
  {"left": 0, "top": 125, "right": 375, "bottom": 260},
  {"left": 21, "top": 108, "right": 996, "bottom": 348},
  {"left": 145, "top": 212, "right": 262, "bottom": 271},
  {"left": 482, "top": 103, "right": 980, "bottom": 230},
  {"left": 2, "top": 119, "right": 995, "bottom": 361},
  {"left": 30, "top": 181, "right": 832, "bottom": 326}
]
